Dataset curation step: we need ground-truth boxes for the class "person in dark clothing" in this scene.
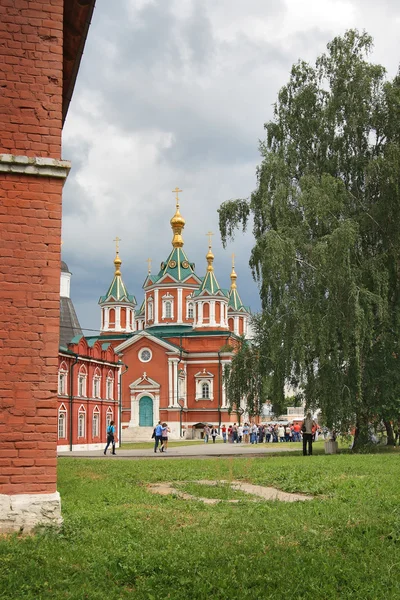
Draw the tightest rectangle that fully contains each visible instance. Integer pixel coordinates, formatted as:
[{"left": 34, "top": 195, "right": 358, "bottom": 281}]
[
  {"left": 104, "top": 420, "right": 117, "bottom": 455},
  {"left": 302, "top": 413, "right": 317, "bottom": 456}
]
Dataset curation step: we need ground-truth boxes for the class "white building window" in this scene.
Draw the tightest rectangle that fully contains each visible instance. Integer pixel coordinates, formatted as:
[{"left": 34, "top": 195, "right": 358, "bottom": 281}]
[
  {"left": 147, "top": 299, "right": 153, "bottom": 321},
  {"left": 162, "top": 294, "right": 174, "bottom": 319},
  {"left": 187, "top": 301, "right": 194, "bottom": 319},
  {"left": 194, "top": 370, "right": 214, "bottom": 400},
  {"left": 58, "top": 362, "right": 68, "bottom": 395},
  {"left": 106, "top": 407, "right": 113, "bottom": 429},
  {"left": 78, "top": 405, "right": 86, "bottom": 438},
  {"left": 58, "top": 404, "right": 67, "bottom": 439},
  {"left": 92, "top": 407, "right": 100, "bottom": 438},
  {"left": 106, "top": 371, "right": 114, "bottom": 400},
  {"left": 93, "top": 368, "right": 101, "bottom": 398},
  {"left": 201, "top": 382, "right": 210, "bottom": 398},
  {"left": 78, "top": 366, "right": 87, "bottom": 397}
]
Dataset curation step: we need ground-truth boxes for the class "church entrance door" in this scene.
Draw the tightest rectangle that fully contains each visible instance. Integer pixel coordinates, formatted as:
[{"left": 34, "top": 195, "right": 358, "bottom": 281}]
[{"left": 139, "top": 396, "right": 153, "bottom": 427}]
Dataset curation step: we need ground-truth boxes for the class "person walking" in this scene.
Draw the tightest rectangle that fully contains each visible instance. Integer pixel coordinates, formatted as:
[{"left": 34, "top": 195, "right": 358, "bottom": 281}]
[
  {"left": 203, "top": 424, "right": 210, "bottom": 443},
  {"left": 160, "top": 422, "right": 170, "bottom": 453},
  {"left": 302, "top": 412, "right": 317, "bottom": 456},
  {"left": 221, "top": 424, "right": 227, "bottom": 443},
  {"left": 211, "top": 425, "right": 218, "bottom": 443},
  {"left": 104, "top": 420, "right": 117, "bottom": 455},
  {"left": 153, "top": 420, "right": 163, "bottom": 453}
]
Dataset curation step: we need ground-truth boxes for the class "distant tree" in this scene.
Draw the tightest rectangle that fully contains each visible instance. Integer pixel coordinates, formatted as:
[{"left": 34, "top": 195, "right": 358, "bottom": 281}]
[{"left": 219, "top": 31, "right": 400, "bottom": 449}]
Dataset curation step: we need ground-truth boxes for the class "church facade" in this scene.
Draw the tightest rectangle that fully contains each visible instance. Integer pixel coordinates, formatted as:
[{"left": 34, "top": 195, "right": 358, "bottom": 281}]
[{"left": 83, "top": 190, "right": 251, "bottom": 440}]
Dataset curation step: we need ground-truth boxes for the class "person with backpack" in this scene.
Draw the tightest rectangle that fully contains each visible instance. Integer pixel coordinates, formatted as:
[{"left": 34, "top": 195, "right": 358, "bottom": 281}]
[
  {"left": 153, "top": 420, "right": 163, "bottom": 453},
  {"left": 104, "top": 420, "right": 117, "bottom": 455}
]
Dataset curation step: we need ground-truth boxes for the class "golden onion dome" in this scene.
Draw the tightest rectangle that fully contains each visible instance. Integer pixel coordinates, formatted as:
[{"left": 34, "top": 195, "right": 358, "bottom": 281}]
[
  {"left": 114, "top": 253, "right": 122, "bottom": 276},
  {"left": 171, "top": 188, "right": 185, "bottom": 248}
]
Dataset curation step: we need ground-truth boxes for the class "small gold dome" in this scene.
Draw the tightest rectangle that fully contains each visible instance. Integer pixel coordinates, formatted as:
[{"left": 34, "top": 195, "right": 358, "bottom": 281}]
[
  {"left": 114, "top": 253, "right": 122, "bottom": 276},
  {"left": 171, "top": 206, "right": 185, "bottom": 248}
]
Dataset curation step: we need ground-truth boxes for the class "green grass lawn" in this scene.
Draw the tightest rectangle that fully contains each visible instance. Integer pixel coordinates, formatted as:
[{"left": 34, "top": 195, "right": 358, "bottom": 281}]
[{"left": 1, "top": 453, "right": 400, "bottom": 599}]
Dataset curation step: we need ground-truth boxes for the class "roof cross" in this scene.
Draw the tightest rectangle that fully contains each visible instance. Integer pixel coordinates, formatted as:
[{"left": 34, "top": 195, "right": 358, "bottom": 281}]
[
  {"left": 113, "top": 236, "right": 121, "bottom": 254},
  {"left": 206, "top": 231, "right": 214, "bottom": 249},
  {"left": 172, "top": 187, "right": 183, "bottom": 208},
  {"left": 146, "top": 257, "right": 152, "bottom": 275},
  {"left": 231, "top": 252, "right": 235, "bottom": 268}
]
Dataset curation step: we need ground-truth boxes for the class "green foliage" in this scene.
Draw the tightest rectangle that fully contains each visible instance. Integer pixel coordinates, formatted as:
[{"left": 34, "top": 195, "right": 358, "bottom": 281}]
[
  {"left": 2, "top": 455, "right": 400, "bottom": 599},
  {"left": 219, "top": 31, "right": 400, "bottom": 446},
  {"left": 223, "top": 337, "right": 266, "bottom": 417}
]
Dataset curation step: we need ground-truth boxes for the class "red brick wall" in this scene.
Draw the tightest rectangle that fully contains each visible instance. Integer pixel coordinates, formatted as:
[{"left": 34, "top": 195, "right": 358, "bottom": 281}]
[
  {"left": 0, "top": 0, "right": 63, "bottom": 157},
  {"left": 0, "top": 1, "right": 64, "bottom": 495}
]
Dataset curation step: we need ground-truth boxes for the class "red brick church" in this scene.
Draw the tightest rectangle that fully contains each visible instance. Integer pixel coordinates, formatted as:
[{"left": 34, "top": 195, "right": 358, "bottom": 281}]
[{"left": 60, "top": 190, "right": 251, "bottom": 445}]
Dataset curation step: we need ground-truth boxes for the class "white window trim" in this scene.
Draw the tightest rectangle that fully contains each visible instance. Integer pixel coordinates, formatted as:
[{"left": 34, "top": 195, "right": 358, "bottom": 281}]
[
  {"left": 92, "top": 406, "right": 100, "bottom": 438},
  {"left": 78, "top": 366, "right": 87, "bottom": 398},
  {"left": 106, "top": 371, "right": 114, "bottom": 400},
  {"left": 194, "top": 371, "right": 214, "bottom": 401},
  {"left": 58, "top": 362, "right": 68, "bottom": 396},
  {"left": 58, "top": 404, "right": 67, "bottom": 439},
  {"left": 78, "top": 405, "right": 86, "bottom": 438},
  {"left": 93, "top": 369, "right": 101, "bottom": 399},
  {"left": 186, "top": 300, "right": 194, "bottom": 319},
  {"left": 147, "top": 298, "right": 154, "bottom": 321},
  {"left": 139, "top": 347, "right": 152, "bottom": 363},
  {"left": 162, "top": 293, "right": 174, "bottom": 320},
  {"left": 106, "top": 407, "right": 113, "bottom": 428}
]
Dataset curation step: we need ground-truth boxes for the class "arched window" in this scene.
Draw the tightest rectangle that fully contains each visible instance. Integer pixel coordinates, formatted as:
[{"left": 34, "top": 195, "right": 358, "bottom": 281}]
[
  {"left": 162, "top": 294, "right": 174, "bottom": 320},
  {"left": 92, "top": 406, "right": 100, "bottom": 438},
  {"left": 78, "top": 365, "right": 87, "bottom": 397},
  {"left": 147, "top": 299, "right": 153, "bottom": 321},
  {"left": 78, "top": 405, "right": 86, "bottom": 438},
  {"left": 93, "top": 368, "right": 101, "bottom": 399},
  {"left": 109, "top": 308, "right": 116, "bottom": 327},
  {"left": 201, "top": 383, "right": 210, "bottom": 398},
  {"left": 203, "top": 302, "right": 210, "bottom": 319},
  {"left": 58, "top": 362, "right": 68, "bottom": 395},
  {"left": 187, "top": 302, "right": 194, "bottom": 319},
  {"left": 106, "top": 371, "right": 114, "bottom": 400},
  {"left": 106, "top": 407, "right": 113, "bottom": 429},
  {"left": 195, "top": 370, "right": 214, "bottom": 401},
  {"left": 58, "top": 404, "right": 67, "bottom": 439}
]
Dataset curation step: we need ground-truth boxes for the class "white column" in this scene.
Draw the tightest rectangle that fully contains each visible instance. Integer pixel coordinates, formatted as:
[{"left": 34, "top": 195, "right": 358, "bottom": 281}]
[
  {"left": 129, "top": 393, "right": 139, "bottom": 427},
  {"left": 221, "top": 361, "right": 229, "bottom": 407},
  {"left": 197, "top": 302, "right": 203, "bottom": 327},
  {"left": 177, "top": 288, "right": 182, "bottom": 323},
  {"left": 104, "top": 307, "right": 110, "bottom": 330},
  {"left": 116, "top": 307, "right": 121, "bottom": 331},
  {"left": 173, "top": 359, "right": 179, "bottom": 406},
  {"left": 182, "top": 362, "right": 187, "bottom": 407},
  {"left": 210, "top": 300, "right": 216, "bottom": 326},
  {"left": 154, "top": 393, "right": 160, "bottom": 424},
  {"left": 168, "top": 359, "right": 173, "bottom": 406},
  {"left": 154, "top": 289, "right": 159, "bottom": 324}
]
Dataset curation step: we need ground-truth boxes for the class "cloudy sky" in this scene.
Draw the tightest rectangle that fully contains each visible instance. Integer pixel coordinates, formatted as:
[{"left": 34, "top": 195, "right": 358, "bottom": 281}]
[{"left": 62, "top": 0, "right": 400, "bottom": 334}]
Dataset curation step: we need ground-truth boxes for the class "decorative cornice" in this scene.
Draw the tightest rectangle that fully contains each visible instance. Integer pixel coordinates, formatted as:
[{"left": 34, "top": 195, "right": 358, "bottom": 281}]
[{"left": 0, "top": 154, "right": 71, "bottom": 179}]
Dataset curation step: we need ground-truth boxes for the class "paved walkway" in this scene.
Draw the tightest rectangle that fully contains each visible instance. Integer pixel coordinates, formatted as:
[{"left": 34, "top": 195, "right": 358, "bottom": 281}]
[{"left": 59, "top": 442, "right": 301, "bottom": 460}]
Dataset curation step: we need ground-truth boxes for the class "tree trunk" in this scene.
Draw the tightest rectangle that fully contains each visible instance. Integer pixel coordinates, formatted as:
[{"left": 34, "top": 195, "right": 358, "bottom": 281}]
[
  {"left": 384, "top": 420, "right": 395, "bottom": 446},
  {"left": 352, "top": 416, "right": 370, "bottom": 452}
]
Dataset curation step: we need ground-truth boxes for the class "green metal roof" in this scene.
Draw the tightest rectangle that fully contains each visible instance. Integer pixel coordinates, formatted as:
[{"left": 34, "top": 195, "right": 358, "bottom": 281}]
[
  {"left": 228, "top": 287, "right": 245, "bottom": 310},
  {"left": 193, "top": 269, "right": 228, "bottom": 298},
  {"left": 150, "top": 247, "right": 198, "bottom": 284},
  {"left": 99, "top": 273, "right": 136, "bottom": 305}
]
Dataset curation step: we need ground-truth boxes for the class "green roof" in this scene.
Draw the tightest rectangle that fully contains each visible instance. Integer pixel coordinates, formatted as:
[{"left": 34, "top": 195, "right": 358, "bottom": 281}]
[
  {"left": 193, "top": 269, "right": 228, "bottom": 298},
  {"left": 228, "top": 287, "right": 245, "bottom": 310},
  {"left": 150, "top": 247, "right": 198, "bottom": 284},
  {"left": 99, "top": 273, "right": 136, "bottom": 305}
]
